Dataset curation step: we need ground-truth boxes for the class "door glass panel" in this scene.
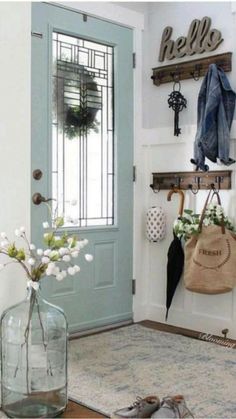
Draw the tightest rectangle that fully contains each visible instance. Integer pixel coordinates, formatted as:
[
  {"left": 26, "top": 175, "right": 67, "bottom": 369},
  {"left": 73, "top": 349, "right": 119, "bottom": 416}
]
[{"left": 52, "top": 32, "right": 114, "bottom": 227}]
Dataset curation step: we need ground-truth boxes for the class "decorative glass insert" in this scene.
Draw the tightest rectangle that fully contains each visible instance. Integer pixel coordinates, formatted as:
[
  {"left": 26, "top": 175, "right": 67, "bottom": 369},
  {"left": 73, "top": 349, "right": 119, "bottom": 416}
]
[{"left": 52, "top": 32, "right": 114, "bottom": 227}]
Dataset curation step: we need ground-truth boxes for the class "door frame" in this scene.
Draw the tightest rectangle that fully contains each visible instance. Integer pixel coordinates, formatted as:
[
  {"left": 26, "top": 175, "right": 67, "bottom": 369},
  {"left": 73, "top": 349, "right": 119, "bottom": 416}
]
[{"left": 50, "top": 2, "right": 146, "bottom": 322}]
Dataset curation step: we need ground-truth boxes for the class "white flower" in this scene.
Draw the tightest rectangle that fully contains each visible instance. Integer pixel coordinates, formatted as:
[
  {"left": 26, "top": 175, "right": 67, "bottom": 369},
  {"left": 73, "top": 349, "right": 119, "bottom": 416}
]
[
  {"left": 52, "top": 266, "right": 60, "bottom": 275},
  {"left": 85, "top": 254, "right": 93, "bottom": 262},
  {"left": 43, "top": 233, "right": 49, "bottom": 239},
  {"left": 15, "top": 229, "right": 21, "bottom": 237},
  {"left": 185, "top": 225, "right": 191, "bottom": 233},
  {"left": 56, "top": 273, "right": 64, "bottom": 281},
  {"left": 1, "top": 241, "right": 8, "bottom": 248},
  {"left": 48, "top": 262, "right": 55, "bottom": 269},
  {"left": 46, "top": 267, "right": 52, "bottom": 276},
  {"left": 76, "top": 240, "right": 85, "bottom": 250},
  {"left": 28, "top": 258, "right": 36, "bottom": 266},
  {"left": 184, "top": 213, "right": 193, "bottom": 222},
  {"left": 71, "top": 250, "right": 79, "bottom": 258},
  {"left": 62, "top": 255, "right": 71, "bottom": 262},
  {"left": 0, "top": 263, "right": 4, "bottom": 271},
  {"left": 74, "top": 264, "right": 80, "bottom": 273},
  {"left": 83, "top": 239, "right": 89, "bottom": 246},
  {"left": 20, "top": 226, "right": 26, "bottom": 233},
  {"left": 67, "top": 266, "right": 76, "bottom": 276},
  {"left": 43, "top": 221, "right": 49, "bottom": 229},
  {"left": 29, "top": 244, "right": 36, "bottom": 250},
  {"left": 41, "top": 256, "right": 50, "bottom": 264},
  {"left": 61, "top": 270, "right": 67, "bottom": 278},
  {"left": 207, "top": 203, "right": 215, "bottom": 210},
  {"left": 0, "top": 232, "right": 7, "bottom": 239},
  {"left": 37, "top": 248, "right": 43, "bottom": 256},
  {"left": 67, "top": 237, "right": 73, "bottom": 245},
  {"left": 173, "top": 219, "right": 179, "bottom": 228},
  {"left": 44, "top": 249, "right": 51, "bottom": 256},
  {"left": 59, "top": 247, "right": 67, "bottom": 256},
  {"left": 46, "top": 262, "right": 56, "bottom": 275}
]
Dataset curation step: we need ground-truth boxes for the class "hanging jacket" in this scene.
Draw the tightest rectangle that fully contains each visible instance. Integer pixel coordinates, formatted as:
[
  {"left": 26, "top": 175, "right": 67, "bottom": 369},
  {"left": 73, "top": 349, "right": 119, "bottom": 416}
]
[{"left": 191, "top": 64, "right": 236, "bottom": 171}]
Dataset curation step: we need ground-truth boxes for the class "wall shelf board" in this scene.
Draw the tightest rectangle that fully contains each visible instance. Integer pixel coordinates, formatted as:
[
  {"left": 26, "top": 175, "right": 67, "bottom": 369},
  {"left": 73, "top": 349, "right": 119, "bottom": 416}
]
[
  {"left": 151, "top": 52, "right": 232, "bottom": 86},
  {"left": 150, "top": 170, "right": 232, "bottom": 191}
]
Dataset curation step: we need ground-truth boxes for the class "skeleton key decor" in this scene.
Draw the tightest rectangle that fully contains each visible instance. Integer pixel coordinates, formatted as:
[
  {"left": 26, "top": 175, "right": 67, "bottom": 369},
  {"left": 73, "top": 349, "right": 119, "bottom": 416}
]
[{"left": 168, "top": 81, "right": 187, "bottom": 136}]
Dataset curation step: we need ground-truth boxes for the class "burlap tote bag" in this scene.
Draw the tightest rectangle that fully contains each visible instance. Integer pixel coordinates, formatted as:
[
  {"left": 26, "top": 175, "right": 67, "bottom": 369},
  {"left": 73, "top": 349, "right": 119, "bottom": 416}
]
[{"left": 184, "top": 190, "right": 236, "bottom": 294}]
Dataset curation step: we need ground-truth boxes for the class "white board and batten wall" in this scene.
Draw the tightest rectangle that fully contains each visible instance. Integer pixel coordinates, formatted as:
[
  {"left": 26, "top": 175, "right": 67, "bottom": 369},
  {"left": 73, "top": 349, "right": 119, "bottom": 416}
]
[
  {"left": 1, "top": 1, "right": 236, "bottom": 339},
  {"left": 132, "top": 1, "right": 236, "bottom": 339}
]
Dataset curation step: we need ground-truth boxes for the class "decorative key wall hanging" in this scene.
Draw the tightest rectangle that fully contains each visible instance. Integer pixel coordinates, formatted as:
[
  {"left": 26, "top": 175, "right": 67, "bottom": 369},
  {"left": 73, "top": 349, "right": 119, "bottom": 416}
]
[{"left": 168, "top": 80, "right": 187, "bottom": 137}]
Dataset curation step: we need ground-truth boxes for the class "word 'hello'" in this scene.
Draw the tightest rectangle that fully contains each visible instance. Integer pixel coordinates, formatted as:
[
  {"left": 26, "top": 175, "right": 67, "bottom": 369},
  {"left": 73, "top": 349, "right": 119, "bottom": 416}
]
[{"left": 159, "top": 17, "right": 223, "bottom": 62}]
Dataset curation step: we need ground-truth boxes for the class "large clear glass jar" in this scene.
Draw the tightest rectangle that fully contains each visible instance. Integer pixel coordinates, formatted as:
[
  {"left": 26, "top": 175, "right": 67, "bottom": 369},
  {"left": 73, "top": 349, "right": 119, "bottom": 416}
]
[{"left": 1, "top": 285, "right": 68, "bottom": 418}]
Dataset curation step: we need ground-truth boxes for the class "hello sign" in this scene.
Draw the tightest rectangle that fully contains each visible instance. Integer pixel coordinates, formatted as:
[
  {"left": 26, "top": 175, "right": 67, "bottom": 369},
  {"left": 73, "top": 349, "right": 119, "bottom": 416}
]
[{"left": 159, "top": 17, "right": 223, "bottom": 62}]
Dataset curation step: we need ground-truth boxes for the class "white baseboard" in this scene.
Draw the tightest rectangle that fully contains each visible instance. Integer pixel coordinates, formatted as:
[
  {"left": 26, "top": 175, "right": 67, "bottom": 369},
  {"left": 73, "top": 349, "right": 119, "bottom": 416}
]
[{"left": 147, "top": 303, "right": 236, "bottom": 338}]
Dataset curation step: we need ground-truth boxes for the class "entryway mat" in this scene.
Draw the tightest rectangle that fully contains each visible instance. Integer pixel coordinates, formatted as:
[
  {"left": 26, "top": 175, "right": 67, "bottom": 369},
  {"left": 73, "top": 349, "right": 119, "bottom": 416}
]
[{"left": 68, "top": 324, "right": 236, "bottom": 418}]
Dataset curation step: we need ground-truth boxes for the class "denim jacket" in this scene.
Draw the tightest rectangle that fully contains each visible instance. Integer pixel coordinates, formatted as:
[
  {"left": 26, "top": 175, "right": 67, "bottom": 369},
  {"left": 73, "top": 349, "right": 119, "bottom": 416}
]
[{"left": 191, "top": 64, "right": 236, "bottom": 171}]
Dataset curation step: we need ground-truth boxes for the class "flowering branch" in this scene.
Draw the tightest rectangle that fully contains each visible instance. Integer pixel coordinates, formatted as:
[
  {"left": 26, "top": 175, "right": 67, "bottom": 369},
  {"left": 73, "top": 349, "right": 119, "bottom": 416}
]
[{"left": 0, "top": 216, "right": 93, "bottom": 284}]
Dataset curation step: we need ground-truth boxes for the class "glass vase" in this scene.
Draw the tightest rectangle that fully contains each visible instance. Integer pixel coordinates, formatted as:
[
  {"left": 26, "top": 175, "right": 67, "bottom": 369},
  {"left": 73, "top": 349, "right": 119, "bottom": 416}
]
[{"left": 1, "top": 284, "right": 68, "bottom": 418}]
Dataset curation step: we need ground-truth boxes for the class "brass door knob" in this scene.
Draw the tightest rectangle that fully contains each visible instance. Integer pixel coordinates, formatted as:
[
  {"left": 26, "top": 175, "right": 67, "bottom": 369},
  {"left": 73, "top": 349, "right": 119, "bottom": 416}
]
[{"left": 32, "top": 193, "right": 54, "bottom": 205}]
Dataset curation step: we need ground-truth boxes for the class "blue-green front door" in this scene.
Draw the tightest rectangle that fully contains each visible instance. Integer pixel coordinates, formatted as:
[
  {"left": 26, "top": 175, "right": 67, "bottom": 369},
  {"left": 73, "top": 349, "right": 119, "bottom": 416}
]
[{"left": 31, "top": 3, "right": 133, "bottom": 333}]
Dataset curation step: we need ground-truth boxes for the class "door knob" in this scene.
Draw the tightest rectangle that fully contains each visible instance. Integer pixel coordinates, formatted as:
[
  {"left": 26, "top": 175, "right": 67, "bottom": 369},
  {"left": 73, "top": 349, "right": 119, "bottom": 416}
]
[
  {"left": 222, "top": 328, "right": 229, "bottom": 339},
  {"left": 32, "top": 193, "right": 54, "bottom": 205},
  {"left": 32, "top": 169, "right": 43, "bottom": 180}
]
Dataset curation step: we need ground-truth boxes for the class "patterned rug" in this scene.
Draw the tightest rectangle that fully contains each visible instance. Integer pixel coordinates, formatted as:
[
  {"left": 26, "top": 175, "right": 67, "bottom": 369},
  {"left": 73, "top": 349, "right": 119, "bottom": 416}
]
[{"left": 68, "top": 324, "right": 236, "bottom": 418}]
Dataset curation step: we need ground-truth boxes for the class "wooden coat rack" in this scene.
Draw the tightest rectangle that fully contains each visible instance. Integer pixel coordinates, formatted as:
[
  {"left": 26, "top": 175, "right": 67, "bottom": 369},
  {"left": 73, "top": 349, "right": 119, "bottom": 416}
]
[
  {"left": 150, "top": 170, "right": 232, "bottom": 192},
  {"left": 151, "top": 52, "right": 232, "bottom": 86}
]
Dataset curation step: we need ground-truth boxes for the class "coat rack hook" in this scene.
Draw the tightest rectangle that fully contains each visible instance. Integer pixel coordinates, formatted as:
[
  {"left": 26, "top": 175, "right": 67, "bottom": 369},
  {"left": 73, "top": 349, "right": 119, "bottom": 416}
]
[
  {"left": 151, "top": 74, "right": 160, "bottom": 86},
  {"left": 190, "top": 64, "right": 201, "bottom": 81},
  {"left": 188, "top": 184, "right": 199, "bottom": 195},
  {"left": 189, "top": 176, "right": 200, "bottom": 194},
  {"left": 170, "top": 71, "right": 180, "bottom": 82},
  {"left": 150, "top": 183, "right": 160, "bottom": 193},
  {"left": 170, "top": 178, "right": 181, "bottom": 189},
  {"left": 151, "top": 71, "right": 164, "bottom": 86},
  {"left": 209, "top": 182, "right": 220, "bottom": 192},
  {"left": 215, "top": 176, "right": 222, "bottom": 192}
]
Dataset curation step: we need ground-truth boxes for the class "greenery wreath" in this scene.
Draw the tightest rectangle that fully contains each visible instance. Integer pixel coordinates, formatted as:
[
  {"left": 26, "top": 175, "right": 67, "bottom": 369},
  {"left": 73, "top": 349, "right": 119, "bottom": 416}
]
[
  {"left": 56, "top": 61, "right": 101, "bottom": 139},
  {"left": 64, "top": 101, "right": 100, "bottom": 139}
]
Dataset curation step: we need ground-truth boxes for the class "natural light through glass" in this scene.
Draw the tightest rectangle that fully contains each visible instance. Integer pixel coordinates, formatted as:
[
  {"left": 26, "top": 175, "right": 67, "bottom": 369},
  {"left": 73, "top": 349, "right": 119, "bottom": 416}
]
[{"left": 52, "top": 32, "right": 114, "bottom": 227}]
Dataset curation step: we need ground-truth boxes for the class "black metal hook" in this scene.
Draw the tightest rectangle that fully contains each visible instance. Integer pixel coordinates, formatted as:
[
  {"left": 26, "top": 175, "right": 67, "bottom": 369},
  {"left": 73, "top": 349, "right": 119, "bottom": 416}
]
[
  {"left": 151, "top": 71, "right": 164, "bottom": 86},
  {"left": 150, "top": 183, "right": 160, "bottom": 193},
  {"left": 210, "top": 182, "right": 220, "bottom": 193},
  {"left": 190, "top": 64, "right": 201, "bottom": 81},
  {"left": 188, "top": 184, "right": 199, "bottom": 195}
]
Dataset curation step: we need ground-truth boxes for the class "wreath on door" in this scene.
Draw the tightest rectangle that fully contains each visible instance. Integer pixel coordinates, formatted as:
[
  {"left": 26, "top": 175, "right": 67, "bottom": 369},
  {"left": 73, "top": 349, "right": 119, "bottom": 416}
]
[{"left": 55, "top": 61, "right": 101, "bottom": 139}]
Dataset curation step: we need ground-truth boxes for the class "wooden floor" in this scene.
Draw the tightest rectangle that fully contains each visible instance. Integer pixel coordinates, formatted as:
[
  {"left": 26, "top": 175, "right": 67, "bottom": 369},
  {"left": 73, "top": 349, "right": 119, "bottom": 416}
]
[
  {"left": 60, "top": 400, "right": 106, "bottom": 418},
  {"left": 61, "top": 320, "right": 236, "bottom": 418}
]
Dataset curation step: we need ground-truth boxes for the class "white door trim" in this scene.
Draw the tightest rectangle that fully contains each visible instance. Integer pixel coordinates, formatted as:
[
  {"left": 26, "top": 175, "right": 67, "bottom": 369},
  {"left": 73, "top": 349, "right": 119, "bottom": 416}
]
[{"left": 54, "top": 1, "right": 145, "bottom": 30}]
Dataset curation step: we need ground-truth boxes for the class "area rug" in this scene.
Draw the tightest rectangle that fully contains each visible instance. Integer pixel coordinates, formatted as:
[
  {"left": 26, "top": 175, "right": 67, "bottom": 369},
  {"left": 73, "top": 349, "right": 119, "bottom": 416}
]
[{"left": 68, "top": 324, "right": 236, "bottom": 418}]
